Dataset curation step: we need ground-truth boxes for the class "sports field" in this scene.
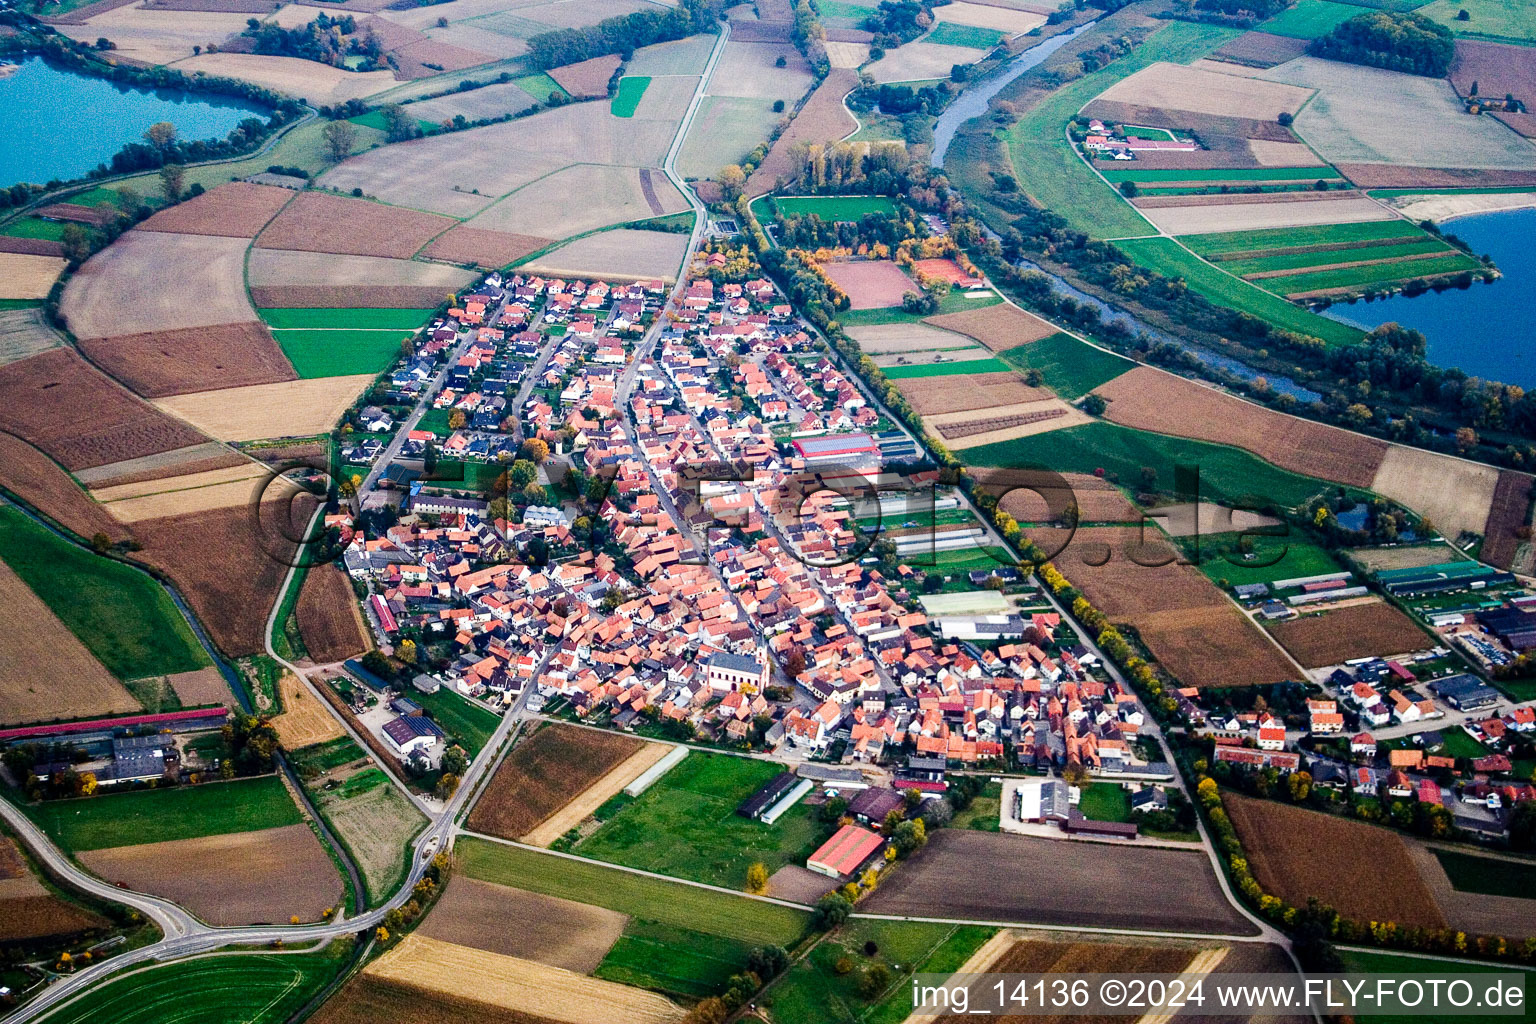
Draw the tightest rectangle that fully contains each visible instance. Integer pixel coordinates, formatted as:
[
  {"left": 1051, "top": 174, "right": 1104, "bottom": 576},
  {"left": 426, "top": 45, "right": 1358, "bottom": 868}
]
[
  {"left": 575, "top": 752, "right": 829, "bottom": 888},
  {"left": 0, "top": 504, "right": 208, "bottom": 680},
  {"left": 31, "top": 954, "right": 339, "bottom": 1024},
  {"left": 997, "top": 332, "right": 1135, "bottom": 400},
  {"left": 25, "top": 775, "right": 302, "bottom": 852},
  {"left": 455, "top": 837, "right": 809, "bottom": 946},
  {"left": 1112, "top": 237, "right": 1364, "bottom": 346},
  {"left": 612, "top": 76, "right": 652, "bottom": 117},
  {"left": 771, "top": 195, "right": 898, "bottom": 220},
  {"left": 270, "top": 329, "right": 416, "bottom": 378}
]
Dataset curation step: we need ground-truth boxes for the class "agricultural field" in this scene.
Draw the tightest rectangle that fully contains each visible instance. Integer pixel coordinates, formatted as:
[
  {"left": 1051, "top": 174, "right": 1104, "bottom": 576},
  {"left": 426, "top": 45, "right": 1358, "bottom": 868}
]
[
  {"left": 313, "top": 767, "right": 425, "bottom": 903},
  {"left": 422, "top": 876, "right": 627, "bottom": 972},
  {"left": 25, "top": 774, "right": 301, "bottom": 852},
  {"left": 153, "top": 374, "right": 374, "bottom": 442},
  {"left": 1431, "top": 850, "right": 1536, "bottom": 899},
  {"left": 848, "top": 321, "right": 981, "bottom": 357},
  {"left": 60, "top": 231, "right": 255, "bottom": 339},
  {"left": 746, "top": 69, "right": 860, "bottom": 196},
  {"left": 467, "top": 722, "right": 647, "bottom": 839},
  {"left": 0, "top": 252, "right": 65, "bottom": 300},
  {"left": 31, "top": 954, "right": 341, "bottom": 1024},
  {"left": 863, "top": 829, "right": 1251, "bottom": 933},
  {"left": 423, "top": 225, "right": 552, "bottom": 270},
  {"left": 133, "top": 182, "right": 292, "bottom": 239},
  {"left": 575, "top": 752, "right": 830, "bottom": 889},
  {"left": 0, "top": 306, "right": 62, "bottom": 365},
  {"left": 1338, "top": 949, "right": 1536, "bottom": 1024},
  {"left": 0, "top": 503, "right": 207, "bottom": 679},
  {"left": 934, "top": 1, "right": 1046, "bottom": 36},
  {"left": 548, "top": 54, "right": 624, "bottom": 98},
  {"left": 1257, "top": 0, "right": 1362, "bottom": 39},
  {"left": 1093, "top": 366, "right": 1387, "bottom": 487},
  {"left": 823, "top": 260, "right": 919, "bottom": 309},
  {"left": 1419, "top": 0, "right": 1536, "bottom": 43},
  {"left": 53, "top": 3, "right": 252, "bottom": 67},
  {"left": 521, "top": 228, "right": 691, "bottom": 283},
  {"left": 80, "top": 323, "right": 298, "bottom": 399},
  {"left": 1093, "top": 60, "right": 1312, "bottom": 121},
  {"left": 173, "top": 52, "right": 397, "bottom": 103},
  {"left": 926, "top": 398, "right": 1090, "bottom": 449},
  {"left": 1184, "top": 222, "right": 1470, "bottom": 297},
  {"left": 866, "top": 41, "right": 991, "bottom": 84},
  {"left": 1369, "top": 444, "right": 1502, "bottom": 543},
  {"left": 836, "top": 289, "right": 1002, "bottom": 326},
  {"left": 896, "top": 370, "right": 1051, "bottom": 416},
  {"left": 87, "top": 462, "right": 278, "bottom": 525},
  {"left": 611, "top": 75, "right": 652, "bottom": 117},
  {"left": 1183, "top": 527, "right": 1335, "bottom": 586},
  {"left": 1099, "top": 165, "right": 1345, "bottom": 188},
  {"left": 997, "top": 471, "right": 1141, "bottom": 524},
  {"left": 0, "top": 431, "right": 129, "bottom": 542},
  {"left": 1267, "top": 600, "right": 1433, "bottom": 667},
  {"left": 256, "top": 192, "right": 455, "bottom": 260},
  {"left": 1208, "top": 30, "right": 1309, "bottom": 68},
  {"left": 1223, "top": 793, "right": 1446, "bottom": 929},
  {"left": 1112, "top": 236, "right": 1365, "bottom": 346},
  {"left": 1479, "top": 470, "right": 1533, "bottom": 570},
  {"left": 771, "top": 195, "right": 898, "bottom": 220},
  {"left": 920, "top": 302, "right": 1058, "bottom": 352},
  {"left": 674, "top": 40, "right": 814, "bottom": 176},
  {"left": 289, "top": 737, "right": 366, "bottom": 778},
  {"left": 0, "top": 838, "right": 112, "bottom": 944},
  {"left": 456, "top": 837, "right": 809, "bottom": 947},
  {"left": 74, "top": 442, "right": 247, "bottom": 490},
  {"left": 924, "top": 22, "right": 1007, "bottom": 48},
  {"left": 271, "top": 671, "right": 346, "bottom": 749},
  {"left": 1132, "top": 193, "right": 1399, "bottom": 236},
  {"left": 997, "top": 332, "right": 1136, "bottom": 400},
  {"left": 268, "top": 327, "right": 418, "bottom": 379},
  {"left": 248, "top": 249, "right": 474, "bottom": 309},
  {"left": 296, "top": 564, "right": 370, "bottom": 664},
  {"left": 883, "top": 357, "right": 1012, "bottom": 377},
  {"left": 468, "top": 164, "right": 690, "bottom": 240}
]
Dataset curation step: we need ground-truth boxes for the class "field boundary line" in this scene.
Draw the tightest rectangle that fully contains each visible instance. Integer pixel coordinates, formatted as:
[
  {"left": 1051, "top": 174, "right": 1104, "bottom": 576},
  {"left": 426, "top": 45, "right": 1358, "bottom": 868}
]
[{"left": 845, "top": 911, "right": 1265, "bottom": 943}]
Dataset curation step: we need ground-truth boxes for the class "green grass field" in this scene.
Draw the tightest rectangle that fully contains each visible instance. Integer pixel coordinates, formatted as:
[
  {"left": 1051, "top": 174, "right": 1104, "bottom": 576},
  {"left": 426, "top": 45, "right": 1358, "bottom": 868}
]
[
  {"left": 0, "top": 298, "right": 43, "bottom": 310},
  {"left": 1077, "top": 782, "right": 1132, "bottom": 822},
  {"left": 1182, "top": 220, "right": 1426, "bottom": 256},
  {"left": 32, "top": 954, "right": 339, "bottom": 1024},
  {"left": 611, "top": 76, "right": 652, "bottom": 117},
  {"left": 596, "top": 920, "right": 756, "bottom": 999},
  {"left": 1336, "top": 949, "right": 1534, "bottom": 1024},
  {"left": 1368, "top": 187, "right": 1536, "bottom": 199},
  {"left": 1219, "top": 238, "right": 1452, "bottom": 276},
  {"left": 964, "top": 420, "right": 1332, "bottom": 509},
  {"left": 270, "top": 328, "right": 414, "bottom": 378},
  {"left": 836, "top": 290, "right": 1001, "bottom": 327},
  {"left": 1418, "top": 0, "right": 1536, "bottom": 42},
  {"left": 1005, "top": 20, "right": 1239, "bottom": 240},
  {"left": 575, "top": 752, "right": 830, "bottom": 888},
  {"left": 25, "top": 775, "right": 302, "bottom": 852},
  {"left": 410, "top": 685, "right": 499, "bottom": 754},
  {"left": 948, "top": 782, "right": 1002, "bottom": 831},
  {"left": 0, "top": 505, "right": 209, "bottom": 681},
  {"left": 259, "top": 308, "right": 435, "bottom": 330},
  {"left": 288, "top": 736, "right": 366, "bottom": 777},
  {"left": 1188, "top": 530, "right": 1343, "bottom": 588},
  {"left": 455, "top": 837, "right": 809, "bottom": 946},
  {"left": 512, "top": 71, "right": 568, "bottom": 104},
  {"left": 1259, "top": 0, "right": 1363, "bottom": 38},
  {"left": 1111, "top": 237, "right": 1364, "bottom": 346},
  {"left": 1100, "top": 166, "right": 1343, "bottom": 184},
  {"left": 348, "top": 109, "right": 437, "bottom": 133},
  {"left": 0, "top": 217, "right": 68, "bottom": 240},
  {"left": 925, "top": 21, "right": 1006, "bottom": 48},
  {"left": 1263, "top": 253, "right": 1483, "bottom": 296},
  {"left": 997, "top": 332, "right": 1136, "bottom": 399},
  {"left": 771, "top": 195, "right": 898, "bottom": 221},
  {"left": 883, "top": 357, "right": 1012, "bottom": 378}
]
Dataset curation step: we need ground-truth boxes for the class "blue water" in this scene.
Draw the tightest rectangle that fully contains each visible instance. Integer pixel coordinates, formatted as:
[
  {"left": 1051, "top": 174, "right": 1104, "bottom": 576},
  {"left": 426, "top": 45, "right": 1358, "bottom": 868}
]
[
  {"left": 0, "top": 56, "right": 270, "bottom": 188},
  {"left": 1323, "top": 207, "right": 1536, "bottom": 387}
]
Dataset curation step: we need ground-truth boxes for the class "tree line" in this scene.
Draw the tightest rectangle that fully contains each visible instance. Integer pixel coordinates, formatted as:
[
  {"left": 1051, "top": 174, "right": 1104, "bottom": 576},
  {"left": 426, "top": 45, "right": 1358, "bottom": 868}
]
[{"left": 522, "top": 0, "right": 720, "bottom": 70}]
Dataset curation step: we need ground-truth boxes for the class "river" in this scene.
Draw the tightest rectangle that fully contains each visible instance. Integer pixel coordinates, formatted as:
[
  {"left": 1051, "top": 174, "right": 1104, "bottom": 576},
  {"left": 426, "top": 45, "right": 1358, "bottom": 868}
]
[
  {"left": 0, "top": 56, "right": 270, "bottom": 188},
  {"left": 1322, "top": 207, "right": 1536, "bottom": 389}
]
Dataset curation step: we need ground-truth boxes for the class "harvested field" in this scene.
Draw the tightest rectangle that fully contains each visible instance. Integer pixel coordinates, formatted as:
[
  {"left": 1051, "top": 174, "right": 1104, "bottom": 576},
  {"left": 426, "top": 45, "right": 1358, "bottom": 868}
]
[
  {"left": 928, "top": 399, "right": 1089, "bottom": 448},
  {"left": 1224, "top": 793, "right": 1445, "bottom": 929},
  {"left": 521, "top": 228, "right": 689, "bottom": 282},
  {"left": 745, "top": 69, "right": 859, "bottom": 196},
  {"left": 78, "top": 823, "right": 342, "bottom": 925},
  {"left": 1210, "top": 30, "right": 1309, "bottom": 67},
  {"left": 1094, "top": 367, "right": 1387, "bottom": 489},
  {"left": 1479, "top": 471, "right": 1533, "bottom": 570},
  {"left": 1258, "top": 57, "right": 1536, "bottom": 171},
  {"left": 1081, "top": 100, "right": 1294, "bottom": 144},
  {"left": 248, "top": 249, "right": 475, "bottom": 296},
  {"left": 253, "top": 284, "right": 450, "bottom": 308},
  {"left": 165, "top": 666, "right": 233, "bottom": 706},
  {"left": 79, "top": 322, "right": 297, "bottom": 399},
  {"left": 0, "top": 431, "right": 128, "bottom": 542},
  {"left": 468, "top": 722, "right": 646, "bottom": 840},
  {"left": 935, "top": 1, "right": 1046, "bottom": 34},
  {"left": 468, "top": 164, "right": 688, "bottom": 240},
  {"left": 1137, "top": 195, "right": 1396, "bottom": 234},
  {"left": 271, "top": 671, "right": 345, "bottom": 748},
  {"left": 422, "top": 877, "right": 627, "bottom": 971},
  {"left": 171, "top": 53, "right": 396, "bottom": 102},
  {"left": 61, "top": 231, "right": 254, "bottom": 339},
  {"left": 1339, "top": 165, "right": 1536, "bottom": 189},
  {"left": 1249, "top": 139, "right": 1327, "bottom": 166},
  {"left": 297, "top": 563, "right": 370, "bottom": 663},
  {"left": 408, "top": 80, "right": 550, "bottom": 122},
  {"left": 0, "top": 307, "right": 62, "bottom": 366},
  {"left": 309, "top": 974, "right": 570, "bottom": 1024},
  {"left": 997, "top": 472, "right": 1140, "bottom": 523},
  {"left": 873, "top": 346, "right": 992, "bottom": 368},
  {"left": 0, "top": 252, "right": 66, "bottom": 300},
  {"left": 57, "top": 5, "right": 250, "bottom": 64},
  {"left": 132, "top": 496, "right": 317, "bottom": 657},
  {"left": 74, "top": 442, "right": 246, "bottom": 488},
  {"left": 422, "top": 225, "right": 552, "bottom": 270},
  {"left": 549, "top": 53, "right": 624, "bottom": 97},
  {"left": 0, "top": 235, "right": 65, "bottom": 257},
  {"left": 1449, "top": 40, "right": 1536, "bottom": 109},
  {"left": 1036, "top": 526, "right": 1300, "bottom": 687},
  {"left": 923, "top": 303, "right": 1057, "bottom": 351},
  {"left": 1093, "top": 60, "right": 1312, "bottom": 120},
  {"left": 847, "top": 322, "right": 979, "bottom": 354},
  {"left": 391, "top": 38, "right": 496, "bottom": 79},
  {"left": 1268, "top": 600, "right": 1431, "bottom": 668},
  {"left": 154, "top": 374, "right": 374, "bottom": 442},
  {"left": 0, "top": 560, "right": 136, "bottom": 725},
  {"left": 133, "top": 182, "right": 291, "bottom": 238},
  {"left": 822, "top": 260, "right": 917, "bottom": 309},
  {"left": 897, "top": 371, "right": 1051, "bottom": 416},
  {"left": 256, "top": 192, "right": 455, "bottom": 259},
  {"left": 863, "top": 829, "right": 1252, "bottom": 933},
  {"left": 1148, "top": 501, "right": 1280, "bottom": 538},
  {"left": 1370, "top": 445, "right": 1501, "bottom": 543},
  {"left": 365, "top": 934, "right": 685, "bottom": 1024},
  {"left": 1352, "top": 544, "right": 1470, "bottom": 573},
  {"left": 824, "top": 40, "right": 868, "bottom": 67},
  {"left": 0, "top": 892, "right": 110, "bottom": 943},
  {"left": 0, "top": 349, "right": 210, "bottom": 471},
  {"left": 709, "top": 41, "right": 813, "bottom": 101},
  {"left": 89, "top": 462, "right": 275, "bottom": 523},
  {"left": 314, "top": 767, "right": 423, "bottom": 901},
  {"left": 866, "top": 40, "right": 989, "bottom": 83}
]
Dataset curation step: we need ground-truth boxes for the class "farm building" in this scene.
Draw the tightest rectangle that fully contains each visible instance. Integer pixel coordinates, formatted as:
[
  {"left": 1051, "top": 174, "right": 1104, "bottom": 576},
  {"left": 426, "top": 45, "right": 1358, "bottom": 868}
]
[
  {"left": 807, "top": 824, "right": 885, "bottom": 878},
  {"left": 1429, "top": 674, "right": 1501, "bottom": 712},
  {"left": 792, "top": 432, "right": 880, "bottom": 467},
  {"left": 848, "top": 786, "right": 904, "bottom": 825},
  {"left": 737, "top": 771, "right": 798, "bottom": 820},
  {"left": 1014, "top": 779, "right": 1070, "bottom": 824},
  {"left": 382, "top": 714, "right": 443, "bottom": 755}
]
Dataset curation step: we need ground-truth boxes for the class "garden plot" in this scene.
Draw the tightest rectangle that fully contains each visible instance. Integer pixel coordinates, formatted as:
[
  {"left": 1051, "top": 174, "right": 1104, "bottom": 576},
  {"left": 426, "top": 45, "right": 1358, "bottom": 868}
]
[
  {"left": 57, "top": 5, "right": 251, "bottom": 65},
  {"left": 521, "top": 229, "right": 691, "bottom": 282},
  {"left": 0, "top": 307, "right": 63, "bottom": 365},
  {"left": 134, "top": 181, "right": 292, "bottom": 238},
  {"left": 866, "top": 40, "right": 989, "bottom": 83},
  {"left": 927, "top": 398, "right": 1089, "bottom": 449},
  {"left": 0, "top": 253, "right": 65, "bottom": 300},
  {"left": 1135, "top": 194, "right": 1396, "bottom": 234},
  {"left": 79, "top": 823, "right": 342, "bottom": 925},
  {"left": 1093, "top": 60, "right": 1312, "bottom": 121},
  {"left": 155, "top": 374, "right": 374, "bottom": 441},
  {"left": 421, "top": 877, "right": 627, "bottom": 972},
  {"left": 1259, "top": 56, "right": 1536, "bottom": 171},
  {"left": 61, "top": 231, "right": 254, "bottom": 339},
  {"left": 468, "top": 165, "right": 688, "bottom": 240},
  {"left": 422, "top": 225, "right": 552, "bottom": 270},
  {"left": 255, "top": 192, "right": 456, "bottom": 260},
  {"left": 169, "top": 53, "right": 397, "bottom": 102},
  {"left": 1369, "top": 445, "right": 1501, "bottom": 543},
  {"left": 1268, "top": 600, "right": 1431, "bottom": 668},
  {"left": 79, "top": 322, "right": 297, "bottom": 399},
  {"left": 934, "top": 1, "right": 1046, "bottom": 35},
  {"left": 822, "top": 259, "right": 917, "bottom": 308},
  {"left": 847, "top": 322, "right": 979, "bottom": 354}
]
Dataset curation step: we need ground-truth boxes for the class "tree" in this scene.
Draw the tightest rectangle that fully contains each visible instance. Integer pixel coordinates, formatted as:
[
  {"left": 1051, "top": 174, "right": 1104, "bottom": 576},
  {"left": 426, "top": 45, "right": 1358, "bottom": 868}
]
[
  {"left": 423, "top": 441, "right": 438, "bottom": 474},
  {"left": 902, "top": 787, "right": 922, "bottom": 809},
  {"left": 745, "top": 861, "right": 769, "bottom": 894},
  {"left": 144, "top": 121, "right": 178, "bottom": 148},
  {"left": 322, "top": 119, "right": 358, "bottom": 163},
  {"left": 782, "top": 648, "right": 806, "bottom": 678},
  {"left": 812, "top": 892, "right": 852, "bottom": 929},
  {"left": 1455, "top": 425, "right": 1479, "bottom": 453},
  {"left": 1082, "top": 394, "right": 1107, "bottom": 416},
  {"left": 61, "top": 224, "right": 93, "bottom": 264},
  {"left": 398, "top": 638, "right": 417, "bottom": 663},
  {"left": 79, "top": 772, "right": 98, "bottom": 796},
  {"left": 520, "top": 438, "right": 550, "bottom": 463},
  {"left": 683, "top": 998, "right": 728, "bottom": 1024},
  {"left": 375, "top": 926, "right": 389, "bottom": 943},
  {"left": 159, "top": 163, "right": 186, "bottom": 204},
  {"left": 859, "top": 963, "right": 893, "bottom": 1000},
  {"left": 1119, "top": 180, "right": 1138, "bottom": 198},
  {"left": 90, "top": 531, "right": 112, "bottom": 554},
  {"left": 748, "top": 945, "right": 789, "bottom": 980},
  {"left": 448, "top": 409, "right": 467, "bottom": 430},
  {"left": 441, "top": 745, "right": 468, "bottom": 776},
  {"left": 772, "top": 99, "right": 785, "bottom": 113},
  {"left": 435, "top": 772, "right": 460, "bottom": 799},
  {"left": 509, "top": 459, "right": 539, "bottom": 488},
  {"left": 380, "top": 104, "right": 416, "bottom": 142},
  {"left": 718, "top": 164, "right": 747, "bottom": 201},
  {"left": 1288, "top": 770, "right": 1312, "bottom": 803}
]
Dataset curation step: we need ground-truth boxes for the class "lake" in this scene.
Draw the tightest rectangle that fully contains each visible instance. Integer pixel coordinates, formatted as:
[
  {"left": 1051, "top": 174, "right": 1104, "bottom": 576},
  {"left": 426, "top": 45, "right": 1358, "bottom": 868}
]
[
  {"left": 0, "top": 56, "right": 270, "bottom": 188},
  {"left": 1323, "top": 207, "right": 1536, "bottom": 388}
]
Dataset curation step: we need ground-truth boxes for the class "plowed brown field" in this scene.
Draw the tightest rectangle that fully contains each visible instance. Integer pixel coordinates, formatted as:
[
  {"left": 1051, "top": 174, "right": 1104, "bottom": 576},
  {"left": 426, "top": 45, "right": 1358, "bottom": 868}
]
[
  {"left": 898, "top": 371, "right": 1050, "bottom": 416},
  {"left": 79, "top": 322, "right": 297, "bottom": 399},
  {"left": 421, "top": 877, "right": 627, "bottom": 972},
  {"left": 468, "top": 723, "right": 645, "bottom": 840},
  {"left": 422, "top": 226, "right": 552, "bottom": 270},
  {"left": 1477, "top": 470, "right": 1532, "bottom": 570},
  {"left": 297, "top": 563, "right": 370, "bottom": 663},
  {"left": 923, "top": 303, "right": 1057, "bottom": 351},
  {"left": 745, "top": 69, "right": 859, "bottom": 196},
  {"left": 256, "top": 192, "right": 456, "bottom": 259},
  {"left": 0, "top": 430, "right": 129, "bottom": 542},
  {"left": 134, "top": 182, "right": 293, "bottom": 237},
  {"left": 1267, "top": 601, "right": 1432, "bottom": 668}
]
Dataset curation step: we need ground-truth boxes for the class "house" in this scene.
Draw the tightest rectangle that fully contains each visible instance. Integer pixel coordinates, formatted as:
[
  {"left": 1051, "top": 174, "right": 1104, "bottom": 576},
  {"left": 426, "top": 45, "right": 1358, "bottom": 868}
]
[
  {"left": 1350, "top": 732, "right": 1377, "bottom": 757},
  {"left": 848, "top": 786, "right": 904, "bottom": 825},
  {"left": 1130, "top": 787, "right": 1168, "bottom": 814},
  {"left": 806, "top": 824, "right": 884, "bottom": 878}
]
